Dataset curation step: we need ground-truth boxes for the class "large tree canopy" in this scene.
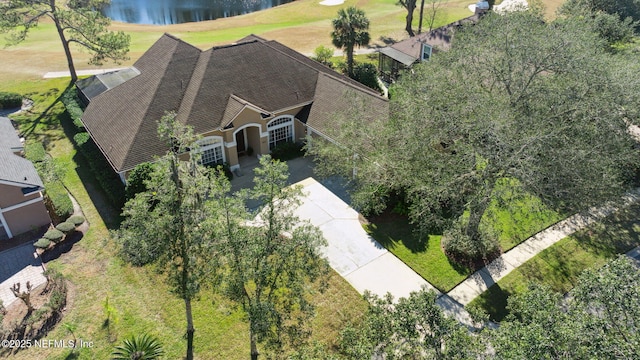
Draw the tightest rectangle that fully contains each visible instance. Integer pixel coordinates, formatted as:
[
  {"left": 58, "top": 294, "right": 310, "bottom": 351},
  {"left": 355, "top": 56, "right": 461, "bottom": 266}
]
[
  {"left": 311, "top": 10, "right": 639, "bottom": 264},
  {"left": 0, "top": 0, "right": 130, "bottom": 83}
]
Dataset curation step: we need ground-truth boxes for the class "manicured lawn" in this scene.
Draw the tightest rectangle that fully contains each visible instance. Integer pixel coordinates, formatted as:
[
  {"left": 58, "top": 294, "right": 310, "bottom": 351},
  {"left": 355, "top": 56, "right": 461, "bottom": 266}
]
[
  {"left": 365, "top": 182, "right": 561, "bottom": 292},
  {"left": 468, "top": 204, "right": 640, "bottom": 322},
  {"left": 487, "top": 179, "right": 562, "bottom": 251},
  {"left": 6, "top": 79, "right": 367, "bottom": 359},
  {"left": 365, "top": 214, "right": 471, "bottom": 292}
]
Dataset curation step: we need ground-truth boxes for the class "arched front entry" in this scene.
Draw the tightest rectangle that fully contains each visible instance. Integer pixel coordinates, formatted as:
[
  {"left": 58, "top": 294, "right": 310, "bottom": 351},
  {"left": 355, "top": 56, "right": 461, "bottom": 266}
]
[{"left": 233, "top": 124, "right": 264, "bottom": 159}]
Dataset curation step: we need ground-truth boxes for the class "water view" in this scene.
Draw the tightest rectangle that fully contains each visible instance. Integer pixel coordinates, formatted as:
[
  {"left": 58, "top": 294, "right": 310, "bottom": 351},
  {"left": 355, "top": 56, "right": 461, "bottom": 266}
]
[{"left": 103, "top": 0, "right": 293, "bottom": 25}]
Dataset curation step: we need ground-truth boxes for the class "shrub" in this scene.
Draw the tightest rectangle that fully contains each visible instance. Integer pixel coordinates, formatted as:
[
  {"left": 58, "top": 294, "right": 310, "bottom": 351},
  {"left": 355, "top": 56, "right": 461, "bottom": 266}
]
[
  {"left": 44, "top": 181, "right": 73, "bottom": 220},
  {"left": 311, "top": 45, "right": 334, "bottom": 68},
  {"left": 0, "top": 91, "right": 22, "bottom": 109},
  {"left": 73, "top": 132, "right": 90, "bottom": 146},
  {"left": 43, "top": 229, "right": 64, "bottom": 242},
  {"left": 61, "top": 88, "right": 85, "bottom": 130},
  {"left": 442, "top": 220, "right": 500, "bottom": 269},
  {"left": 74, "top": 133, "right": 125, "bottom": 208},
  {"left": 351, "top": 63, "right": 382, "bottom": 92},
  {"left": 125, "top": 162, "right": 157, "bottom": 200},
  {"left": 34, "top": 238, "right": 51, "bottom": 249},
  {"left": 68, "top": 215, "right": 85, "bottom": 226},
  {"left": 25, "top": 142, "right": 47, "bottom": 163},
  {"left": 55, "top": 221, "right": 76, "bottom": 234},
  {"left": 270, "top": 141, "right": 304, "bottom": 161}
]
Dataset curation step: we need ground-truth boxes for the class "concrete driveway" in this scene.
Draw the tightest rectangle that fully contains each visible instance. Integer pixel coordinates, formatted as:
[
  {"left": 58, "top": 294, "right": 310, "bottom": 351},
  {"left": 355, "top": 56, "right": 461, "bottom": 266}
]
[{"left": 293, "top": 178, "right": 438, "bottom": 300}]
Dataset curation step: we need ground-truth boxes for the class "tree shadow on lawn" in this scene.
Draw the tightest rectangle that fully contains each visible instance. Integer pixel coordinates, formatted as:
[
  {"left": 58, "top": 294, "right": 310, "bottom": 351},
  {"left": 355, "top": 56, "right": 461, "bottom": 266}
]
[
  {"left": 572, "top": 204, "right": 640, "bottom": 257},
  {"left": 366, "top": 210, "right": 429, "bottom": 253},
  {"left": 472, "top": 283, "right": 512, "bottom": 322},
  {"left": 17, "top": 85, "right": 71, "bottom": 140}
]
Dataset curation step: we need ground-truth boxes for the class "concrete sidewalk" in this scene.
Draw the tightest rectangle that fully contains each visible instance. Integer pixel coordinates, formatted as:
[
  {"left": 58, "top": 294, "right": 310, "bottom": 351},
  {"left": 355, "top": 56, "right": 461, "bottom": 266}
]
[
  {"left": 448, "top": 188, "right": 640, "bottom": 306},
  {"left": 42, "top": 68, "right": 126, "bottom": 79}
]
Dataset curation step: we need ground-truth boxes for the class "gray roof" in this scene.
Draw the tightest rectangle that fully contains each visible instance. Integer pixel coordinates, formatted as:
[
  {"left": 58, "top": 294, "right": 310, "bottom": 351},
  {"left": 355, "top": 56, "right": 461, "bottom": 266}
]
[
  {"left": 81, "top": 34, "right": 388, "bottom": 173},
  {"left": 0, "top": 150, "right": 44, "bottom": 190},
  {"left": 378, "top": 47, "right": 417, "bottom": 66},
  {"left": 0, "top": 117, "right": 23, "bottom": 153}
]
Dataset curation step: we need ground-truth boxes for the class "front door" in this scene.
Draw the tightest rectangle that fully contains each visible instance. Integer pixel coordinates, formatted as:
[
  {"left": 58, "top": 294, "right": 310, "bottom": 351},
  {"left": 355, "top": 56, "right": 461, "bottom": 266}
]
[{"left": 235, "top": 129, "right": 246, "bottom": 156}]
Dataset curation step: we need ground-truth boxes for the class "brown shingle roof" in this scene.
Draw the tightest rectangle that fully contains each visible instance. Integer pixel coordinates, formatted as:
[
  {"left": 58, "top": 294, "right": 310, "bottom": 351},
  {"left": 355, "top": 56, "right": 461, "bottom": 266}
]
[
  {"left": 383, "top": 15, "right": 479, "bottom": 64},
  {"left": 81, "top": 34, "right": 388, "bottom": 173}
]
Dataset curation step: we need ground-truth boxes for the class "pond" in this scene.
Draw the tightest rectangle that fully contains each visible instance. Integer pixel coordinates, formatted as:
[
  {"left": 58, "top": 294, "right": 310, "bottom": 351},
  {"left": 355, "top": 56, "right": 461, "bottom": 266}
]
[{"left": 102, "top": 0, "right": 293, "bottom": 25}]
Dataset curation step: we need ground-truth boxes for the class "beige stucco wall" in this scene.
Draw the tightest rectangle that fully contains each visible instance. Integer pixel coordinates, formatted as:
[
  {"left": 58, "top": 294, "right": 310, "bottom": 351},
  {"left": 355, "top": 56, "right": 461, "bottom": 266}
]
[
  {"left": 0, "top": 184, "right": 41, "bottom": 209},
  {"left": 3, "top": 199, "right": 50, "bottom": 237}
]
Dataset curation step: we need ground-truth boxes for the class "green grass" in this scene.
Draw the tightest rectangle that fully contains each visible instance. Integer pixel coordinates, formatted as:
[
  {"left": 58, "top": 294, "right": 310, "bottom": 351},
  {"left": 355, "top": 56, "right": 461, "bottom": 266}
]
[
  {"left": 365, "top": 182, "right": 561, "bottom": 292},
  {"left": 5, "top": 79, "right": 367, "bottom": 360},
  {"left": 469, "top": 204, "right": 640, "bottom": 322},
  {"left": 365, "top": 214, "right": 471, "bottom": 292},
  {"left": 486, "top": 179, "right": 562, "bottom": 251}
]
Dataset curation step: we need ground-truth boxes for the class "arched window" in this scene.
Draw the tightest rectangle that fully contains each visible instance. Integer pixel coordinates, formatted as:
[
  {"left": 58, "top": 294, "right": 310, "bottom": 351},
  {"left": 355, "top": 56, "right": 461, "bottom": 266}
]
[
  {"left": 267, "top": 116, "right": 294, "bottom": 150},
  {"left": 196, "top": 136, "right": 225, "bottom": 166}
]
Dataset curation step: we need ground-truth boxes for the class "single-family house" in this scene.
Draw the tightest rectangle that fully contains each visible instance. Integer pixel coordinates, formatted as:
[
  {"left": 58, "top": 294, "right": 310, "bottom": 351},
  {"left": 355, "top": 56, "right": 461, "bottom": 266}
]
[
  {"left": 0, "top": 117, "right": 51, "bottom": 240},
  {"left": 77, "top": 34, "right": 388, "bottom": 182},
  {"left": 377, "top": 13, "right": 482, "bottom": 83}
]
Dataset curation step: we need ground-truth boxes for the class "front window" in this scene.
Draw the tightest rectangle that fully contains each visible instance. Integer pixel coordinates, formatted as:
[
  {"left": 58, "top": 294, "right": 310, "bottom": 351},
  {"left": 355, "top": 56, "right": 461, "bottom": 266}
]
[
  {"left": 196, "top": 136, "right": 225, "bottom": 166},
  {"left": 267, "top": 116, "right": 294, "bottom": 150}
]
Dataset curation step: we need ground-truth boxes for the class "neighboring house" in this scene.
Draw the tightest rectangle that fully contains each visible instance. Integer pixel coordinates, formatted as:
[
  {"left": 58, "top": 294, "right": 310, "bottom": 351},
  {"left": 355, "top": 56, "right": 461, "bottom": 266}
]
[
  {"left": 0, "top": 117, "right": 51, "bottom": 240},
  {"left": 77, "top": 34, "right": 388, "bottom": 182},
  {"left": 377, "top": 12, "right": 483, "bottom": 83}
]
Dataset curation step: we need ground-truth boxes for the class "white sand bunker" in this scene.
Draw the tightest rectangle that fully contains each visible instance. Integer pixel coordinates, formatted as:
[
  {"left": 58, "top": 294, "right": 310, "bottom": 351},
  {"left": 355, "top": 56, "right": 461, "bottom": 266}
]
[
  {"left": 493, "top": 0, "right": 528, "bottom": 13},
  {"left": 319, "top": 0, "right": 345, "bottom": 5},
  {"left": 468, "top": 0, "right": 528, "bottom": 13}
]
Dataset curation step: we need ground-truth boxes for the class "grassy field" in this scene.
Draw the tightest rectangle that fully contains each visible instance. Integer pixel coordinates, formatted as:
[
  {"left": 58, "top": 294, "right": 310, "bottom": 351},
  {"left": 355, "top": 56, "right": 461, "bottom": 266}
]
[
  {"left": 469, "top": 204, "right": 640, "bottom": 322},
  {"left": 0, "top": 0, "right": 565, "bottom": 84},
  {"left": 5, "top": 79, "right": 367, "bottom": 359}
]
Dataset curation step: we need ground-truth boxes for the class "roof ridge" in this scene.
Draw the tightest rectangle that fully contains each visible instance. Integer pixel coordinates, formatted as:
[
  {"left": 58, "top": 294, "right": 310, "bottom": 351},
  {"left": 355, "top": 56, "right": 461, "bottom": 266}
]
[
  {"left": 161, "top": 33, "right": 203, "bottom": 53},
  {"left": 317, "top": 72, "right": 388, "bottom": 100}
]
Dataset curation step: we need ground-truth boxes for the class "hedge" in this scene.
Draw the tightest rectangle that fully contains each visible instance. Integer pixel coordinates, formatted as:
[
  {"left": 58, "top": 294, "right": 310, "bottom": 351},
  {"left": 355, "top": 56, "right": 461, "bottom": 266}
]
[
  {"left": 61, "top": 88, "right": 85, "bottom": 131},
  {"left": 68, "top": 215, "right": 85, "bottom": 226},
  {"left": 44, "top": 181, "right": 73, "bottom": 220},
  {"left": 55, "top": 221, "right": 76, "bottom": 233},
  {"left": 0, "top": 92, "right": 22, "bottom": 110},
  {"left": 270, "top": 141, "right": 305, "bottom": 161},
  {"left": 73, "top": 134, "right": 126, "bottom": 208},
  {"left": 43, "top": 229, "right": 64, "bottom": 242},
  {"left": 25, "top": 142, "right": 46, "bottom": 163},
  {"left": 34, "top": 238, "right": 51, "bottom": 249}
]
